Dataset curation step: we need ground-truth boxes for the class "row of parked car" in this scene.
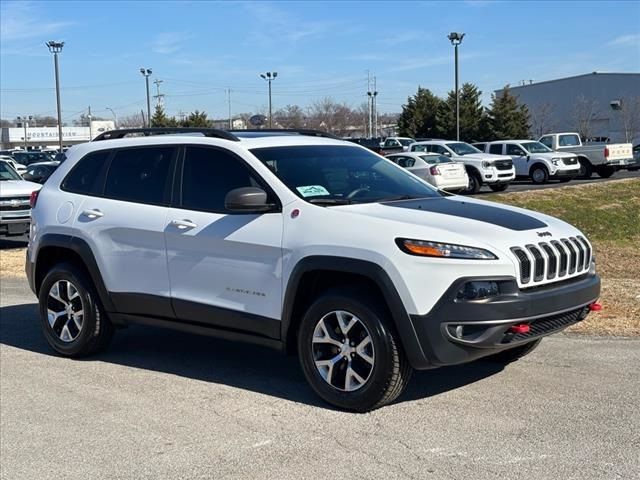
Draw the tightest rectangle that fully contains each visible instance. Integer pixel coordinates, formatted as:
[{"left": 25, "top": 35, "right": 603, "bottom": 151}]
[
  {"left": 0, "top": 149, "right": 62, "bottom": 237},
  {"left": 368, "top": 133, "right": 636, "bottom": 194}
]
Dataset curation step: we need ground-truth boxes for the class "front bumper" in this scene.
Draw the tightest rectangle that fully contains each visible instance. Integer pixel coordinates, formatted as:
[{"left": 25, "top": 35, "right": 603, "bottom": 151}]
[
  {"left": 0, "top": 216, "right": 30, "bottom": 236},
  {"left": 407, "top": 273, "right": 601, "bottom": 369},
  {"left": 551, "top": 169, "right": 579, "bottom": 179}
]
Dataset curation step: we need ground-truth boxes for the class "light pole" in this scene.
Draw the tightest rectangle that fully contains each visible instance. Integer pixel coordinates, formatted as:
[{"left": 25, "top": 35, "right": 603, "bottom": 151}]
[
  {"left": 46, "top": 41, "right": 64, "bottom": 151},
  {"left": 106, "top": 107, "right": 118, "bottom": 128},
  {"left": 260, "top": 72, "right": 277, "bottom": 128},
  {"left": 17, "top": 116, "right": 33, "bottom": 150},
  {"left": 140, "top": 68, "right": 152, "bottom": 127},
  {"left": 447, "top": 32, "right": 465, "bottom": 141}
]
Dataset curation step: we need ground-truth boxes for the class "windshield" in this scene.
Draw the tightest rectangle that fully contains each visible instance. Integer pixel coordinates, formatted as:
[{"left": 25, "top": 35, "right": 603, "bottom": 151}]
[
  {"left": 445, "top": 142, "right": 481, "bottom": 156},
  {"left": 521, "top": 141, "right": 552, "bottom": 153},
  {"left": 250, "top": 145, "right": 442, "bottom": 204},
  {"left": 419, "top": 155, "right": 452, "bottom": 164},
  {"left": 0, "top": 161, "right": 22, "bottom": 181},
  {"left": 398, "top": 138, "right": 415, "bottom": 146}
]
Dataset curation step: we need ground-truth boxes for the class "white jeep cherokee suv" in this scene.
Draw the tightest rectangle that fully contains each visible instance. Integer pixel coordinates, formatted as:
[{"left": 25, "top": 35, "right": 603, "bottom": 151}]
[
  {"left": 409, "top": 140, "right": 516, "bottom": 194},
  {"left": 26, "top": 128, "right": 601, "bottom": 412}
]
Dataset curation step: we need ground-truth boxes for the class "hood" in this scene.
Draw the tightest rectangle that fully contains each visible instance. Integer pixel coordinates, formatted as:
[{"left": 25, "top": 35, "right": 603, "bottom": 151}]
[
  {"left": 335, "top": 195, "right": 581, "bottom": 257},
  {"left": 456, "top": 153, "right": 511, "bottom": 162},
  {"left": 0, "top": 180, "right": 42, "bottom": 196}
]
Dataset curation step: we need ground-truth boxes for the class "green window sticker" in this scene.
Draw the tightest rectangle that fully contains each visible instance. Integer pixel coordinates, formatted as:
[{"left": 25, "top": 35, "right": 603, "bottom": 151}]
[{"left": 296, "top": 185, "right": 330, "bottom": 197}]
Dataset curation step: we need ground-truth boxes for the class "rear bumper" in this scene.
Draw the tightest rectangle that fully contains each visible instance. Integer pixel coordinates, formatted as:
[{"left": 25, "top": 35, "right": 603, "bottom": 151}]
[{"left": 407, "top": 273, "right": 601, "bottom": 369}]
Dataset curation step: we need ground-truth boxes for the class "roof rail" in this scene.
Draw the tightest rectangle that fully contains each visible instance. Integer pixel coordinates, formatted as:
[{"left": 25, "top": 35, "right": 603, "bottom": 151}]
[
  {"left": 228, "top": 129, "right": 341, "bottom": 140},
  {"left": 92, "top": 127, "right": 240, "bottom": 142}
]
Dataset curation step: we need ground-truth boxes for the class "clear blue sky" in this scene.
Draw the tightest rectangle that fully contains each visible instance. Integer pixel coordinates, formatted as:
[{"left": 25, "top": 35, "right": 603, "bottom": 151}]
[{"left": 1, "top": 0, "right": 639, "bottom": 123}]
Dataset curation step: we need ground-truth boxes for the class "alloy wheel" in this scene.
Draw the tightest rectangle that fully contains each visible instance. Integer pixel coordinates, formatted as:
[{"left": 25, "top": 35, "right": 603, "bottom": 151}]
[
  {"left": 311, "top": 310, "right": 375, "bottom": 392},
  {"left": 47, "top": 280, "right": 85, "bottom": 342}
]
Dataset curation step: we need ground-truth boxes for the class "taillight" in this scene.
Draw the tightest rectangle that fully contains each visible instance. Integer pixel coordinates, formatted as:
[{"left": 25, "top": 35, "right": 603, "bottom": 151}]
[
  {"left": 30, "top": 190, "right": 39, "bottom": 208},
  {"left": 604, "top": 146, "right": 609, "bottom": 159},
  {"left": 430, "top": 166, "right": 441, "bottom": 175}
]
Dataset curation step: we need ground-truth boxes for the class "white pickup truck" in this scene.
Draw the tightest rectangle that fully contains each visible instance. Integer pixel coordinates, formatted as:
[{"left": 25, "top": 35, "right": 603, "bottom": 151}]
[{"left": 538, "top": 133, "right": 633, "bottom": 178}]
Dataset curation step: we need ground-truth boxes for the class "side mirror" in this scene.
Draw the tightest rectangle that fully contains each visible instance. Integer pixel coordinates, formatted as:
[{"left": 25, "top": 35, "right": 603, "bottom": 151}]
[
  {"left": 443, "top": 151, "right": 451, "bottom": 156},
  {"left": 224, "top": 187, "right": 275, "bottom": 212}
]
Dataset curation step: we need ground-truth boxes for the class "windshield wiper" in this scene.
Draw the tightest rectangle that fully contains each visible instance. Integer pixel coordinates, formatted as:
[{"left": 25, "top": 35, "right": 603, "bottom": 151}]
[
  {"left": 308, "top": 198, "right": 353, "bottom": 205},
  {"left": 378, "top": 195, "right": 421, "bottom": 202}
]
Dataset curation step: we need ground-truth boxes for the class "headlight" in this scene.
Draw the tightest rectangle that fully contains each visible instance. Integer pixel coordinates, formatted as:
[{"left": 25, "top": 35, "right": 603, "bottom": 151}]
[
  {"left": 482, "top": 161, "right": 493, "bottom": 169},
  {"left": 589, "top": 255, "right": 596, "bottom": 274},
  {"left": 551, "top": 158, "right": 561, "bottom": 166},
  {"left": 396, "top": 238, "right": 498, "bottom": 260}
]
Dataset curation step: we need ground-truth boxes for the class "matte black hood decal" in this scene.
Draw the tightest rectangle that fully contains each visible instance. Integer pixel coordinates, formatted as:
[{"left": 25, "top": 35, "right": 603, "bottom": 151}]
[{"left": 384, "top": 198, "right": 548, "bottom": 231}]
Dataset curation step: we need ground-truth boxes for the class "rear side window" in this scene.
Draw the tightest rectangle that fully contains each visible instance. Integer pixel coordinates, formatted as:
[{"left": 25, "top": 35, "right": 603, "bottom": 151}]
[
  {"left": 62, "top": 150, "right": 111, "bottom": 195},
  {"left": 489, "top": 144, "right": 503, "bottom": 155},
  {"left": 180, "top": 146, "right": 265, "bottom": 213},
  {"left": 104, "top": 147, "right": 175, "bottom": 205},
  {"left": 559, "top": 134, "right": 580, "bottom": 147},
  {"left": 540, "top": 136, "right": 552, "bottom": 148}
]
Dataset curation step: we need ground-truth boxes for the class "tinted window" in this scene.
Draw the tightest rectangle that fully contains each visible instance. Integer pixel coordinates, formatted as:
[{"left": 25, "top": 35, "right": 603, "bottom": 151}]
[
  {"left": 489, "top": 144, "right": 503, "bottom": 155},
  {"left": 62, "top": 150, "right": 111, "bottom": 195},
  {"left": 251, "top": 145, "right": 442, "bottom": 204},
  {"left": 540, "top": 136, "right": 553, "bottom": 148},
  {"left": 430, "top": 145, "right": 448, "bottom": 155},
  {"left": 180, "top": 146, "right": 263, "bottom": 212},
  {"left": 559, "top": 134, "right": 580, "bottom": 146},
  {"left": 411, "top": 144, "right": 428, "bottom": 152},
  {"left": 0, "top": 161, "right": 22, "bottom": 180},
  {"left": 420, "top": 155, "right": 453, "bottom": 164},
  {"left": 506, "top": 144, "right": 524, "bottom": 156},
  {"left": 104, "top": 147, "right": 174, "bottom": 205}
]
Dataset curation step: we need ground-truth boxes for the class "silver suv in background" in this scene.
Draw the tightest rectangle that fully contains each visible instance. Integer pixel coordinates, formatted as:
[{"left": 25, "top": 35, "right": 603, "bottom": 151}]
[{"left": 0, "top": 160, "right": 41, "bottom": 237}]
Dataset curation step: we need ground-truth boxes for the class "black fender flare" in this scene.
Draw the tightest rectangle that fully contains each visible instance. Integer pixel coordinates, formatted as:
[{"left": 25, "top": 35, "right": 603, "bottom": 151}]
[
  {"left": 528, "top": 162, "right": 549, "bottom": 176},
  {"left": 281, "top": 256, "right": 428, "bottom": 368},
  {"left": 35, "top": 233, "right": 116, "bottom": 313},
  {"left": 464, "top": 165, "right": 482, "bottom": 182}
]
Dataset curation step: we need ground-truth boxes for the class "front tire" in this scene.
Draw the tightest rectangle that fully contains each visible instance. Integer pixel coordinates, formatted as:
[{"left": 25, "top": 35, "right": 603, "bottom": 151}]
[
  {"left": 465, "top": 173, "right": 482, "bottom": 194},
  {"left": 530, "top": 165, "right": 549, "bottom": 184},
  {"left": 578, "top": 158, "right": 593, "bottom": 179},
  {"left": 489, "top": 183, "right": 509, "bottom": 192},
  {"left": 484, "top": 339, "right": 542, "bottom": 364},
  {"left": 39, "top": 263, "right": 114, "bottom": 357},
  {"left": 297, "top": 288, "right": 412, "bottom": 412}
]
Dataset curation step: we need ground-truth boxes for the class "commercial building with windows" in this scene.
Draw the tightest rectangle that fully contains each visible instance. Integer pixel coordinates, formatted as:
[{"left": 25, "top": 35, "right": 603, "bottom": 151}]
[
  {"left": 0, "top": 121, "right": 115, "bottom": 150},
  {"left": 496, "top": 72, "right": 640, "bottom": 144}
]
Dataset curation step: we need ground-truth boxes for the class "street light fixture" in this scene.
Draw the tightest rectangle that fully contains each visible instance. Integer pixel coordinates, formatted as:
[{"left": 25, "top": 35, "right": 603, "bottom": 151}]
[
  {"left": 46, "top": 40, "right": 64, "bottom": 152},
  {"left": 105, "top": 107, "right": 118, "bottom": 128},
  {"left": 447, "top": 32, "right": 465, "bottom": 141},
  {"left": 260, "top": 72, "right": 278, "bottom": 128},
  {"left": 140, "top": 68, "right": 153, "bottom": 127},
  {"left": 17, "top": 115, "right": 33, "bottom": 150}
]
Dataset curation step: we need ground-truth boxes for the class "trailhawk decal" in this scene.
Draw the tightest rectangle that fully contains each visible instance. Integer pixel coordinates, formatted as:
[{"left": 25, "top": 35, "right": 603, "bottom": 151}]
[{"left": 384, "top": 198, "right": 548, "bottom": 231}]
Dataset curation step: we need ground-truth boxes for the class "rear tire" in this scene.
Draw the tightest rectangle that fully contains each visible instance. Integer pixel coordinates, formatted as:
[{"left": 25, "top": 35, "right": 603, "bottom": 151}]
[
  {"left": 38, "top": 263, "right": 114, "bottom": 358},
  {"left": 484, "top": 339, "right": 542, "bottom": 365},
  {"left": 297, "top": 288, "right": 412, "bottom": 412},
  {"left": 596, "top": 166, "right": 615, "bottom": 178},
  {"left": 489, "top": 183, "right": 509, "bottom": 192},
  {"left": 578, "top": 158, "right": 593, "bottom": 179}
]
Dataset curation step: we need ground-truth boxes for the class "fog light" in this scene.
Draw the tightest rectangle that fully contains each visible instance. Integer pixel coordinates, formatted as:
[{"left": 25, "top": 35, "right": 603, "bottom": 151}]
[
  {"left": 456, "top": 281, "right": 499, "bottom": 300},
  {"left": 455, "top": 325, "right": 464, "bottom": 339}
]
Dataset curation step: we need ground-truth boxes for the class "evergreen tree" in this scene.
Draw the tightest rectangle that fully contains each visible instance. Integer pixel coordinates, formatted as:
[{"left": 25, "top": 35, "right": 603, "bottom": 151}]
[
  {"left": 486, "top": 85, "right": 530, "bottom": 139},
  {"left": 181, "top": 110, "right": 210, "bottom": 127},
  {"left": 397, "top": 87, "right": 441, "bottom": 138},
  {"left": 436, "top": 83, "right": 486, "bottom": 142},
  {"left": 150, "top": 104, "right": 177, "bottom": 127}
]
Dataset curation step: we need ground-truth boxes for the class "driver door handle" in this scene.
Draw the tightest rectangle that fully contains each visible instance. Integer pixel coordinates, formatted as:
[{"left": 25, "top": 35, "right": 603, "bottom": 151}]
[
  {"left": 171, "top": 219, "right": 198, "bottom": 230},
  {"left": 82, "top": 209, "right": 104, "bottom": 219}
]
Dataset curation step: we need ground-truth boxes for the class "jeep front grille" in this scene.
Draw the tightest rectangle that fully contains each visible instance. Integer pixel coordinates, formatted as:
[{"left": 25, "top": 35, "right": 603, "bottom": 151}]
[{"left": 511, "top": 236, "right": 591, "bottom": 286}]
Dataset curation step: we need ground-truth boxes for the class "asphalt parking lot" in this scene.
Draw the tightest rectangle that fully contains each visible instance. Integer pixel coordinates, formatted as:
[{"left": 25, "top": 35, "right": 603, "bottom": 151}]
[{"left": 1, "top": 276, "right": 638, "bottom": 480}]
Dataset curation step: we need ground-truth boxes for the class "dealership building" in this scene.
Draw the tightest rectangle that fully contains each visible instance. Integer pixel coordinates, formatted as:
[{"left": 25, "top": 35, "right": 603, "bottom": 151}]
[
  {"left": 0, "top": 120, "right": 115, "bottom": 150},
  {"left": 496, "top": 72, "right": 640, "bottom": 144}
]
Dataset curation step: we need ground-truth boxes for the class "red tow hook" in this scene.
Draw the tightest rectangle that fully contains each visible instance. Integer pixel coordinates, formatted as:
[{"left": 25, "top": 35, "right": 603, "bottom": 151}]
[
  {"left": 589, "top": 302, "right": 603, "bottom": 312},
  {"left": 509, "top": 324, "right": 530, "bottom": 334}
]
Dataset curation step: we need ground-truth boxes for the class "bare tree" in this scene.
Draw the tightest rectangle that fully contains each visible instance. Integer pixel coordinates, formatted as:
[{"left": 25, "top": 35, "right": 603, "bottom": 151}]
[
  {"left": 572, "top": 95, "right": 600, "bottom": 140},
  {"left": 274, "top": 104, "right": 306, "bottom": 128},
  {"left": 618, "top": 96, "right": 640, "bottom": 143},
  {"left": 306, "top": 97, "right": 357, "bottom": 136},
  {"left": 117, "top": 113, "right": 145, "bottom": 128},
  {"left": 529, "top": 102, "right": 555, "bottom": 137}
]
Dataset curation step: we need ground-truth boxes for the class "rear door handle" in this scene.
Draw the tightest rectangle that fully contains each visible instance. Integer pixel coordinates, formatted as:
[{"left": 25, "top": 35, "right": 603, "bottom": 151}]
[
  {"left": 82, "top": 209, "right": 104, "bottom": 219},
  {"left": 171, "top": 219, "right": 198, "bottom": 230}
]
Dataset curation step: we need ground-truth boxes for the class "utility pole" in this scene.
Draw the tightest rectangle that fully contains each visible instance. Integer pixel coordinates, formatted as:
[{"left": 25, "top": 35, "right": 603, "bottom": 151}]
[
  {"left": 373, "top": 76, "right": 379, "bottom": 138},
  {"left": 227, "top": 88, "right": 232, "bottom": 129},
  {"left": 367, "top": 71, "right": 372, "bottom": 139},
  {"left": 140, "top": 68, "right": 152, "bottom": 127},
  {"left": 153, "top": 79, "right": 165, "bottom": 107},
  {"left": 260, "top": 72, "right": 277, "bottom": 128},
  {"left": 17, "top": 116, "right": 32, "bottom": 149},
  {"left": 88, "top": 106, "right": 93, "bottom": 140},
  {"left": 447, "top": 32, "right": 465, "bottom": 141},
  {"left": 178, "top": 110, "right": 186, "bottom": 124},
  {"left": 106, "top": 107, "right": 118, "bottom": 128},
  {"left": 46, "top": 41, "right": 65, "bottom": 152}
]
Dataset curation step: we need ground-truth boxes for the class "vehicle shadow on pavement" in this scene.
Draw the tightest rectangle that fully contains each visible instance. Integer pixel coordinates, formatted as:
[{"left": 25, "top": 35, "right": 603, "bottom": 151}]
[{"left": 0, "top": 303, "right": 504, "bottom": 410}]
